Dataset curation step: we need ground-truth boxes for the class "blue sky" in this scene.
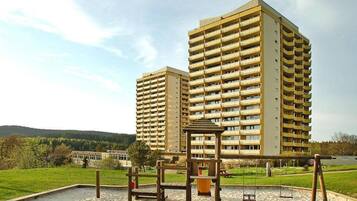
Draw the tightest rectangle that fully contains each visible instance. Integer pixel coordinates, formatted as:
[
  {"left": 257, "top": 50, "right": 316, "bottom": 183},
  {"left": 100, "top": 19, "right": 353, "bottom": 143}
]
[{"left": 0, "top": 0, "right": 356, "bottom": 141}]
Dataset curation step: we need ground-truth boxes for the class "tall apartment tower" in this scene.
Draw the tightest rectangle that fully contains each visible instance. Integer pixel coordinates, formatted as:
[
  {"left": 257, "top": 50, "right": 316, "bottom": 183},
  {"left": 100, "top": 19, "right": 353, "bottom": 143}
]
[
  {"left": 188, "top": 0, "right": 311, "bottom": 156},
  {"left": 136, "top": 67, "right": 189, "bottom": 152}
]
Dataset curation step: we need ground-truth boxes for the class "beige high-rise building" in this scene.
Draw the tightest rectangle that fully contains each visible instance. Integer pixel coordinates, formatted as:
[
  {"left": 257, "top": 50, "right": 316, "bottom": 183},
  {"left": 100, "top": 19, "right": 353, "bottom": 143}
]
[
  {"left": 188, "top": 0, "right": 312, "bottom": 156},
  {"left": 136, "top": 67, "right": 189, "bottom": 152}
]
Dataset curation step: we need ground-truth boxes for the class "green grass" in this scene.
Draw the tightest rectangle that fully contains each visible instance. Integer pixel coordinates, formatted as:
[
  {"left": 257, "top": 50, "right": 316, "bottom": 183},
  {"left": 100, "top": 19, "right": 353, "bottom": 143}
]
[{"left": 0, "top": 166, "right": 356, "bottom": 201}]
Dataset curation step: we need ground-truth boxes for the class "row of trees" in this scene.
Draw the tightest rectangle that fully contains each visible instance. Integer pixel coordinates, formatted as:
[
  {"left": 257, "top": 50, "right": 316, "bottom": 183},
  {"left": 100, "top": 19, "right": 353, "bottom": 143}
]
[
  {"left": 311, "top": 132, "right": 357, "bottom": 155},
  {"left": 0, "top": 136, "right": 72, "bottom": 169}
]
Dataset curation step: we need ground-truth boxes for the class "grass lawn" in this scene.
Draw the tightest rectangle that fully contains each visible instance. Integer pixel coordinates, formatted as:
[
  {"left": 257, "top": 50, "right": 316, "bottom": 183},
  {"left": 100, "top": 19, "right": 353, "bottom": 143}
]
[{"left": 0, "top": 166, "right": 356, "bottom": 201}]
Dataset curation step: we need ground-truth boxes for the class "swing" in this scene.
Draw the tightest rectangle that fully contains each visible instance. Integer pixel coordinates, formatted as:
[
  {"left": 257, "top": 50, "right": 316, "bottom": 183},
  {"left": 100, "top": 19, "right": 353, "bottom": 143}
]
[
  {"left": 242, "top": 160, "right": 257, "bottom": 201},
  {"left": 279, "top": 159, "right": 294, "bottom": 199}
]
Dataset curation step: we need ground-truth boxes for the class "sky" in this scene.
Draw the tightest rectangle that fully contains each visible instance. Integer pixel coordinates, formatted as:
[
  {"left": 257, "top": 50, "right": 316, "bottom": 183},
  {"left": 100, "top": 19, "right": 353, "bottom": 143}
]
[{"left": 0, "top": 0, "right": 356, "bottom": 141}]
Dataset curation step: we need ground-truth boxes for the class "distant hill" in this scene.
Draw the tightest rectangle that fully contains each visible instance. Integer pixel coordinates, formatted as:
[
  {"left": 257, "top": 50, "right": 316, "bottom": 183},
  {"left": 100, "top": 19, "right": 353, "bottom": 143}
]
[{"left": 0, "top": 125, "right": 136, "bottom": 146}]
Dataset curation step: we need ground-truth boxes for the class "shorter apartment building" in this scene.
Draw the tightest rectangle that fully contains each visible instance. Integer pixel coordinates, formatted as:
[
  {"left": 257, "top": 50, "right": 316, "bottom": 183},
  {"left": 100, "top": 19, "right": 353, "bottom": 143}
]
[
  {"left": 71, "top": 150, "right": 131, "bottom": 168},
  {"left": 136, "top": 67, "right": 189, "bottom": 152}
]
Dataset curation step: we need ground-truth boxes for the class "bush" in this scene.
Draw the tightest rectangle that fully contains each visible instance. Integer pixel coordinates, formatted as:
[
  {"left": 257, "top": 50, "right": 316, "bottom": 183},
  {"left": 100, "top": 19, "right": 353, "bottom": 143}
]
[{"left": 100, "top": 157, "right": 122, "bottom": 170}]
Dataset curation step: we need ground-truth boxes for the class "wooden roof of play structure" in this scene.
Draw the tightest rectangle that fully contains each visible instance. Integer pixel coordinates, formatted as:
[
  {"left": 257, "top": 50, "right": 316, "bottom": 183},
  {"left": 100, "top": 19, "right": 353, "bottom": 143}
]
[{"left": 183, "top": 119, "right": 225, "bottom": 133}]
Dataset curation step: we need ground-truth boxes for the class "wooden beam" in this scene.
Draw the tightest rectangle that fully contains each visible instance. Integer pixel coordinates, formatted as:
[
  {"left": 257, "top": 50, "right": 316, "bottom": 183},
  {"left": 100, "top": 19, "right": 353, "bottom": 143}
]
[
  {"left": 311, "top": 154, "right": 319, "bottom": 201},
  {"left": 318, "top": 159, "right": 328, "bottom": 201},
  {"left": 96, "top": 170, "right": 100, "bottom": 198}
]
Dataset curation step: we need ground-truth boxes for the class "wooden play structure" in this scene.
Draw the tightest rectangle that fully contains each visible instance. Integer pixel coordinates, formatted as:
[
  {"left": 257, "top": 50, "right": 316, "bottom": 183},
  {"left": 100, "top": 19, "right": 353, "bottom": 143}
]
[
  {"left": 127, "top": 119, "right": 224, "bottom": 201},
  {"left": 127, "top": 118, "right": 332, "bottom": 201}
]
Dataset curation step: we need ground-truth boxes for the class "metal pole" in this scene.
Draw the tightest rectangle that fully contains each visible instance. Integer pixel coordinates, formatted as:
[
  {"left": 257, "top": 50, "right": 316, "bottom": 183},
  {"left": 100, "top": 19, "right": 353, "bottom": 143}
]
[
  {"left": 186, "top": 131, "right": 192, "bottom": 201},
  {"left": 96, "top": 170, "right": 100, "bottom": 198}
]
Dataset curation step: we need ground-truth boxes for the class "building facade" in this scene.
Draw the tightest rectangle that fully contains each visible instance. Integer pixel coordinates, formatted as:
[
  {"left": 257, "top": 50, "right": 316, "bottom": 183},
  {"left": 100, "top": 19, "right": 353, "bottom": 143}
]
[
  {"left": 71, "top": 150, "right": 131, "bottom": 167},
  {"left": 136, "top": 67, "right": 189, "bottom": 152},
  {"left": 188, "top": 0, "right": 311, "bottom": 156}
]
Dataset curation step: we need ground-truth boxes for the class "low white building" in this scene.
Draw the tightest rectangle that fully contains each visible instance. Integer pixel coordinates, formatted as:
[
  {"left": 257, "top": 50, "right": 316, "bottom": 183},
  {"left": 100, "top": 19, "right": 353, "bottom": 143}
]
[{"left": 71, "top": 150, "right": 131, "bottom": 168}]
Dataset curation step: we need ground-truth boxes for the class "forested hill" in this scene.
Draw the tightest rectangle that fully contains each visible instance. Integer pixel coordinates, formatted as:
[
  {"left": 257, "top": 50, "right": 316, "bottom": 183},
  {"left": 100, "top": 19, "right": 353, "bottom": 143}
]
[{"left": 0, "top": 125, "right": 136, "bottom": 146}]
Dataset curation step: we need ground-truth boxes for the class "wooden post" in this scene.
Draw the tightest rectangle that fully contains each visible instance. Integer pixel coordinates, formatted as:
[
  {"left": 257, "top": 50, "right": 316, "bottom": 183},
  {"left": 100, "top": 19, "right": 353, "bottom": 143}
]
[
  {"left": 318, "top": 157, "right": 328, "bottom": 201},
  {"left": 215, "top": 133, "right": 221, "bottom": 201},
  {"left": 266, "top": 161, "right": 272, "bottom": 177},
  {"left": 156, "top": 161, "right": 161, "bottom": 201},
  {"left": 160, "top": 161, "right": 165, "bottom": 200},
  {"left": 186, "top": 131, "right": 192, "bottom": 201},
  {"left": 311, "top": 154, "right": 319, "bottom": 201},
  {"left": 96, "top": 170, "right": 100, "bottom": 198},
  {"left": 134, "top": 167, "right": 139, "bottom": 200},
  {"left": 128, "top": 168, "right": 132, "bottom": 201}
]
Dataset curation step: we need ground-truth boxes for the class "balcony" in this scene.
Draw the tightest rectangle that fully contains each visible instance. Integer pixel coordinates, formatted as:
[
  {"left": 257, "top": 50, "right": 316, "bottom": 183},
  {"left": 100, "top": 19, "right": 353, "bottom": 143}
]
[
  {"left": 189, "top": 52, "right": 204, "bottom": 61},
  {"left": 221, "top": 61, "right": 240, "bottom": 70},
  {"left": 282, "top": 58, "right": 294, "bottom": 65},
  {"left": 222, "top": 52, "right": 240, "bottom": 61},
  {"left": 221, "top": 149, "right": 239, "bottom": 155},
  {"left": 304, "top": 69, "right": 312, "bottom": 75},
  {"left": 304, "top": 93, "right": 312, "bottom": 99},
  {"left": 205, "top": 103, "right": 221, "bottom": 110},
  {"left": 222, "top": 91, "right": 240, "bottom": 99},
  {"left": 189, "top": 44, "right": 204, "bottom": 52},
  {"left": 283, "top": 113, "right": 294, "bottom": 120},
  {"left": 222, "top": 23, "right": 239, "bottom": 33},
  {"left": 241, "top": 56, "right": 261, "bottom": 66},
  {"left": 222, "top": 33, "right": 240, "bottom": 43},
  {"left": 189, "top": 114, "right": 204, "bottom": 120},
  {"left": 205, "top": 113, "right": 221, "bottom": 119},
  {"left": 205, "top": 84, "right": 221, "bottom": 92},
  {"left": 222, "top": 140, "right": 240, "bottom": 146},
  {"left": 205, "top": 66, "right": 221, "bottom": 74},
  {"left": 240, "top": 88, "right": 260, "bottom": 96},
  {"left": 240, "top": 98, "right": 260, "bottom": 106},
  {"left": 283, "top": 123, "right": 294, "bottom": 129},
  {"left": 189, "top": 61, "right": 204, "bottom": 69},
  {"left": 240, "top": 108, "right": 260, "bottom": 115},
  {"left": 205, "top": 57, "right": 221, "bottom": 65},
  {"left": 240, "top": 26, "right": 260, "bottom": 37},
  {"left": 222, "top": 42, "right": 240, "bottom": 51},
  {"left": 222, "top": 111, "right": 240, "bottom": 117},
  {"left": 283, "top": 104, "right": 294, "bottom": 110},
  {"left": 241, "top": 67, "right": 260, "bottom": 77},
  {"left": 189, "top": 96, "right": 204, "bottom": 103},
  {"left": 304, "top": 102, "right": 312, "bottom": 107},
  {"left": 240, "top": 36, "right": 260, "bottom": 47},
  {"left": 222, "top": 72, "right": 240, "bottom": 80},
  {"left": 205, "top": 94, "right": 221, "bottom": 101},
  {"left": 240, "top": 119, "right": 260, "bottom": 125},
  {"left": 189, "top": 105, "right": 204, "bottom": 112},
  {"left": 304, "top": 77, "right": 312, "bottom": 83},
  {"left": 223, "top": 130, "right": 240, "bottom": 135},
  {"left": 222, "top": 101, "right": 239, "bottom": 108},
  {"left": 190, "top": 78, "right": 204, "bottom": 86},
  {"left": 205, "top": 38, "right": 221, "bottom": 48},
  {"left": 282, "top": 30, "right": 294, "bottom": 38},
  {"left": 240, "top": 150, "right": 260, "bottom": 155},
  {"left": 221, "top": 121, "right": 240, "bottom": 127},
  {"left": 222, "top": 81, "right": 240, "bottom": 89},
  {"left": 240, "top": 77, "right": 260, "bottom": 86},
  {"left": 303, "top": 110, "right": 312, "bottom": 115},
  {"left": 205, "top": 29, "right": 221, "bottom": 39},
  {"left": 205, "top": 48, "right": 221, "bottom": 57},
  {"left": 190, "top": 70, "right": 204, "bottom": 79},
  {"left": 283, "top": 49, "right": 294, "bottom": 56},
  {"left": 189, "top": 35, "right": 204, "bottom": 44},
  {"left": 303, "top": 85, "right": 312, "bottom": 91},
  {"left": 240, "top": 16, "right": 260, "bottom": 27},
  {"left": 240, "top": 140, "right": 260, "bottom": 145},
  {"left": 205, "top": 75, "right": 221, "bottom": 83},
  {"left": 241, "top": 47, "right": 261, "bottom": 57},
  {"left": 283, "top": 40, "right": 293, "bottom": 46},
  {"left": 283, "top": 85, "right": 294, "bottom": 93},
  {"left": 283, "top": 76, "right": 294, "bottom": 83}
]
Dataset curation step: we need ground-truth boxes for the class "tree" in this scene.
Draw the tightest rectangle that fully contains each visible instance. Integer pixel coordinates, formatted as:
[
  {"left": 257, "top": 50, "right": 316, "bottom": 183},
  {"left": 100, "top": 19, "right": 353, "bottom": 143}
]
[
  {"left": 146, "top": 149, "right": 161, "bottom": 167},
  {"left": 100, "top": 157, "right": 122, "bottom": 170},
  {"left": 0, "top": 136, "right": 23, "bottom": 169},
  {"left": 127, "top": 141, "right": 151, "bottom": 170},
  {"left": 49, "top": 144, "right": 72, "bottom": 166}
]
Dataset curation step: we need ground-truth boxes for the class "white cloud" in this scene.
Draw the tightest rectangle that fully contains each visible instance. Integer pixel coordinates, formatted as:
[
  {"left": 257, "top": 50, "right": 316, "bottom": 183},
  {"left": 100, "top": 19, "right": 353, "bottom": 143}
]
[
  {"left": 64, "top": 67, "right": 121, "bottom": 93},
  {"left": 0, "top": 0, "right": 124, "bottom": 56},
  {"left": 134, "top": 35, "right": 158, "bottom": 68},
  {"left": 0, "top": 59, "right": 135, "bottom": 133}
]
